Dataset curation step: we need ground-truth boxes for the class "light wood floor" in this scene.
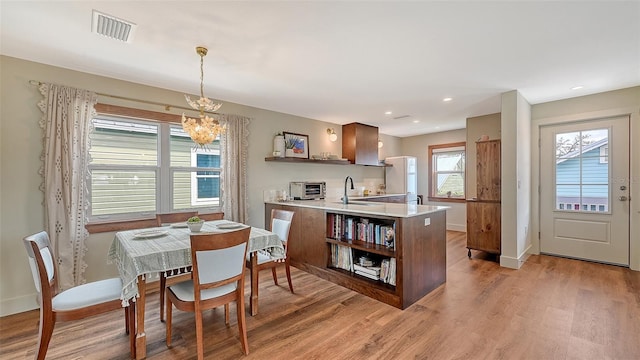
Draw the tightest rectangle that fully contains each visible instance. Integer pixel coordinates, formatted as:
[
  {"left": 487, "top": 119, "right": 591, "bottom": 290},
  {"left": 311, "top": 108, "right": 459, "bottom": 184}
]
[{"left": 2, "top": 231, "right": 639, "bottom": 360}]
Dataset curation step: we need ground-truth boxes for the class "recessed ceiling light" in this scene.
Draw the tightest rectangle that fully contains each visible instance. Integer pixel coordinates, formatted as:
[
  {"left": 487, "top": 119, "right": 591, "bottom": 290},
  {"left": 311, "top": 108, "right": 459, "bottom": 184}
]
[
  {"left": 385, "top": 111, "right": 392, "bottom": 115},
  {"left": 443, "top": 97, "right": 453, "bottom": 102},
  {"left": 571, "top": 86, "right": 584, "bottom": 90},
  {"left": 412, "top": 120, "right": 420, "bottom": 124}
]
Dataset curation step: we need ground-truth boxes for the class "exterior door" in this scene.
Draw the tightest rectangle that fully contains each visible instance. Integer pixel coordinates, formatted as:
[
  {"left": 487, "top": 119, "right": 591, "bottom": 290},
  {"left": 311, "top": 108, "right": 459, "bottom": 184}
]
[{"left": 540, "top": 116, "right": 630, "bottom": 266}]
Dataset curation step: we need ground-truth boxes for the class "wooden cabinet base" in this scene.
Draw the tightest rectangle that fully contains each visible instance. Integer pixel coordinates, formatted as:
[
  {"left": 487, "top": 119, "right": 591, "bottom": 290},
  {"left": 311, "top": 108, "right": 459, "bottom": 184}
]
[
  {"left": 466, "top": 201, "right": 501, "bottom": 255},
  {"left": 291, "top": 262, "right": 402, "bottom": 308},
  {"left": 268, "top": 203, "right": 447, "bottom": 310}
]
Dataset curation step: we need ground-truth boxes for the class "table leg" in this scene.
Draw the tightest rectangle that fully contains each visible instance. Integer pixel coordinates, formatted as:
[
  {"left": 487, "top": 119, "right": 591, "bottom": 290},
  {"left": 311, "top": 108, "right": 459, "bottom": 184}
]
[
  {"left": 250, "top": 252, "right": 259, "bottom": 316},
  {"left": 128, "top": 299, "right": 136, "bottom": 359},
  {"left": 135, "top": 275, "right": 147, "bottom": 360}
]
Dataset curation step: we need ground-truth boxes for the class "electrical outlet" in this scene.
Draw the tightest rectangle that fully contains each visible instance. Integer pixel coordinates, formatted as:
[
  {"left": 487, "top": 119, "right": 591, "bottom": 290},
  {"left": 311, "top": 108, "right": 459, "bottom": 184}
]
[{"left": 424, "top": 218, "right": 430, "bottom": 226}]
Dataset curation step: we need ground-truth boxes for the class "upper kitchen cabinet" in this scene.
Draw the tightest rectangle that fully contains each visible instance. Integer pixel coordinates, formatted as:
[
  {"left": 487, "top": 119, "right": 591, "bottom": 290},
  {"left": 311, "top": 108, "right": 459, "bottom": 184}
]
[{"left": 342, "top": 122, "right": 380, "bottom": 166}]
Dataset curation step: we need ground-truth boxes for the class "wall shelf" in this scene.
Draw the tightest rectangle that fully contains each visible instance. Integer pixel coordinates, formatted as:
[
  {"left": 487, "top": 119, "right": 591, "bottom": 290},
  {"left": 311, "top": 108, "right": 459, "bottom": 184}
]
[
  {"left": 265, "top": 157, "right": 388, "bottom": 167},
  {"left": 264, "top": 156, "right": 351, "bottom": 165}
]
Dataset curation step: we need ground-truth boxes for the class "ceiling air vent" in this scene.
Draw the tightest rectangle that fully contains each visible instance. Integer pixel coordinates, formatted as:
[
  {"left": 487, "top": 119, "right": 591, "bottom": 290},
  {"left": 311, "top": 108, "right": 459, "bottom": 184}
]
[
  {"left": 91, "top": 10, "right": 136, "bottom": 43},
  {"left": 393, "top": 115, "right": 411, "bottom": 120}
]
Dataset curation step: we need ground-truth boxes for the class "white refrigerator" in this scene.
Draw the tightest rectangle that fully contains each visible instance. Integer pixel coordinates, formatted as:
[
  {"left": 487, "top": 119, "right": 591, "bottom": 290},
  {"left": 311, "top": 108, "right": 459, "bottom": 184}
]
[{"left": 384, "top": 156, "right": 418, "bottom": 204}]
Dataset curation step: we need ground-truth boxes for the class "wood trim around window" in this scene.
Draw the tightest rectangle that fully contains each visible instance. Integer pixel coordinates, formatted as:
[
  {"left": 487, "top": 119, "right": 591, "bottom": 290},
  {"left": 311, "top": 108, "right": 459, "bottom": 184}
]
[
  {"left": 427, "top": 141, "right": 466, "bottom": 203},
  {"left": 87, "top": 103, "right": 225, "bottom": 233},
  {"left": 94, "top": 103, "right": 183, "bottom": 123}
]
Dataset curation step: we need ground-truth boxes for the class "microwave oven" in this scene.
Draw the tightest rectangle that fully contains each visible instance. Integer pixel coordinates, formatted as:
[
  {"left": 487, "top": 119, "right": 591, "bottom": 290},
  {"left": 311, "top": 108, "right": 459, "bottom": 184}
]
[{"left": 290, "top": 181, "right": 326, "bottom": 200}]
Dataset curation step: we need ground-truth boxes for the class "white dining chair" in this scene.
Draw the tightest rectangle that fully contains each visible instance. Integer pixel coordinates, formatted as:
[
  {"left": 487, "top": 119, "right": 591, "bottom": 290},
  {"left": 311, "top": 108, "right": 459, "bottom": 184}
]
[
  {"left": 246, "top": 209, "right": 295, "bottom": 293},
  {"left": 23, "top": 231, "right": 135, "bottom": 360},
  {"left": 156, "top": 211, "right": 225, "bottom": 322},
  {"left": 165, "top": 227, "right": 251, "bottom": 358}
]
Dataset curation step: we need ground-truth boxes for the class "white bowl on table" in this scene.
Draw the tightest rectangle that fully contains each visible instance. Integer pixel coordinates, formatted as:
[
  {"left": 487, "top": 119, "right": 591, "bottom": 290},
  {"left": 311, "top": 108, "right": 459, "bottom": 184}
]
[{"left": 187, "top": 220, "right": 204, "bottom": 232}]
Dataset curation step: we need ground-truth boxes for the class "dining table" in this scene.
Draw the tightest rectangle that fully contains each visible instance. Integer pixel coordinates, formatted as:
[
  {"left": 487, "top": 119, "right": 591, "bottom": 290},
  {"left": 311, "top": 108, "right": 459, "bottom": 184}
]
[{"left": 108, "top": 220, "right": 284, "bottom": 360}]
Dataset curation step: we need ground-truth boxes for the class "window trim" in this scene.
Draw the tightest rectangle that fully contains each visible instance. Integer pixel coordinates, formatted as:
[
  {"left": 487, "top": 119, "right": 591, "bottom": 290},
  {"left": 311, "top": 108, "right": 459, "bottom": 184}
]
[
  {"left": 427, "top": 141, "right": 466, "bottom": 203},
  {"left": 88, "top": 103, "right": 222, "bottom": 232}
]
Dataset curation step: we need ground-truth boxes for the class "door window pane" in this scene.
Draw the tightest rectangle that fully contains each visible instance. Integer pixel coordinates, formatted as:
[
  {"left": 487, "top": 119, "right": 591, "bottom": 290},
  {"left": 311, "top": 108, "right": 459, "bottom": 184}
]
[{"left": 554, "top": 128, "right": 609, "bottom": 212}]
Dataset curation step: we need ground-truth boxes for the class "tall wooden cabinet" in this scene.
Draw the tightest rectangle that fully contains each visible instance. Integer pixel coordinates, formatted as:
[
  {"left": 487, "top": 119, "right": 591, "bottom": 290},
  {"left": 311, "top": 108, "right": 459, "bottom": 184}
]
[{"left": 466, "top": 139, "right": 501, "bottom": 258}]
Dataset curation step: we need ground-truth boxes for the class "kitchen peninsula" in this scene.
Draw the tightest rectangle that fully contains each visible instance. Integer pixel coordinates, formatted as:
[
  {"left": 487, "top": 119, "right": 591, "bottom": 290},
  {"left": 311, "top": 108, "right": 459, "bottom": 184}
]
[{"left": 264, "top": 200, "right": 448, "bottom": 309}]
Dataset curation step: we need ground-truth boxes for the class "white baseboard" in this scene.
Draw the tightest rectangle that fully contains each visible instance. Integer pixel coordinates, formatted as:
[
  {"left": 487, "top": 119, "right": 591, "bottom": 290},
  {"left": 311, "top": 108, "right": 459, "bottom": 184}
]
[
  {"left": 500, "top": 244, "right": 532, "bottom": 269},
  {"left": 1, "top": 293, "right": 38, "bottom": 317}
]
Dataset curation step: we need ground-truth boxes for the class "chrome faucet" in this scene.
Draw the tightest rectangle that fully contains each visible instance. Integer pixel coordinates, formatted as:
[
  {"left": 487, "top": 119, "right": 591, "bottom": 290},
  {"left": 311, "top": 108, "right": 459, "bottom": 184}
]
[{"left": 343, "top": 176, "right": 354, "bottom": 205}]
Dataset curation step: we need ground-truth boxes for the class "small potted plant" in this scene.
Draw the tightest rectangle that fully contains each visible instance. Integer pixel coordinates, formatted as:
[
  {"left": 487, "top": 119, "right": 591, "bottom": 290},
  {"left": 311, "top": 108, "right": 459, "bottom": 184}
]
[{"left": 186, "top": 216, "right": 204, "bottom": 232}]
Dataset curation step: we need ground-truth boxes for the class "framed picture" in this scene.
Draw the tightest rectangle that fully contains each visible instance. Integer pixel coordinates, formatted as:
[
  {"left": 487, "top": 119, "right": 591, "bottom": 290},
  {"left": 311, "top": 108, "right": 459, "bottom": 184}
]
[{"left": 283, "top": 132, "right": 309, "bottom": 159}]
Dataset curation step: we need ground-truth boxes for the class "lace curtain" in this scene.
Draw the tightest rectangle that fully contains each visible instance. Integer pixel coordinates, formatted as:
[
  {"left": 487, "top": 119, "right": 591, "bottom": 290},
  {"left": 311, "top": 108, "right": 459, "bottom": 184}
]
[
  {"left": 37, "top": 83, "right": 96, "bottom": 289},
  {"left": 219, "top": 114, "right": 250, "bottom": 223}
]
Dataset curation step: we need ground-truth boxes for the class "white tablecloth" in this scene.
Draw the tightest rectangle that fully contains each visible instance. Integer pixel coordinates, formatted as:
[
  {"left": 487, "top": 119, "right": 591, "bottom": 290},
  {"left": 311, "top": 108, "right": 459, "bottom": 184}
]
[{"left": 108, "top": 220, "right": 284, "bottom": 304}]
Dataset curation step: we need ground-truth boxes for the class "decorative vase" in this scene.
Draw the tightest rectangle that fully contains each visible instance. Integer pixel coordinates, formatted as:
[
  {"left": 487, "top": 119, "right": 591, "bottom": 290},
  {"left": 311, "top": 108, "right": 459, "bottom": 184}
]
[{"left": 273, "top": 135, "right": 285, "bottom": 158}]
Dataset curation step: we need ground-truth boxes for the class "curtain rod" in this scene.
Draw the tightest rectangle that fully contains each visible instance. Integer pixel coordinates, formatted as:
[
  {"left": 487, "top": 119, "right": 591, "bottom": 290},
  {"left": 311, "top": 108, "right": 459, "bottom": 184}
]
[{"left": 28, "top": 80, "right": 220, "bottom": 115}]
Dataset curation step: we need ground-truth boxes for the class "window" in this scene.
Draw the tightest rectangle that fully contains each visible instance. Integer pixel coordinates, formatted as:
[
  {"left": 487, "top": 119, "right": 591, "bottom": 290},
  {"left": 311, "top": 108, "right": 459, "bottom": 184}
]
[
  {"left": 88, "top": 110, "right": 222, "bottom": 222},
  {"left": 428, "top": 142, "right": 466, "bottom": 201},
  {"left": 554, "top": 128, "right": 609, "bottom": 213}
]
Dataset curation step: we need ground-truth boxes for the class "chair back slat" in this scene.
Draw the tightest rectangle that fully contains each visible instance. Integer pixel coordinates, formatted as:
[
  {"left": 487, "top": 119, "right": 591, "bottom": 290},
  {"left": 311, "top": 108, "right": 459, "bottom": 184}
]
[
  {"left": 195, "top": 243, "right": 247, "bottom": 284},
  {"left": 23, "top": 231, "right": 57, "bottom": 303},
  {"left": 270, "top": 209, "right": 294, "bottom": 246},
  {"left": 190, "top": 228, "right": 250, "bottom": 300},
  {"left": 271, "top": 218, "right": 291, "bottom": 243},
  {"left": 156, "top": 211, "right": 198, "bottom": 226}
]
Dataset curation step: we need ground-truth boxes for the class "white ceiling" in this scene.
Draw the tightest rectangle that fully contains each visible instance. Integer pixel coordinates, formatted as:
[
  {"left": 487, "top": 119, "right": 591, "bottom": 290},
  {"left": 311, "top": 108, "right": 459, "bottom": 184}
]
[{"left": 2, "top": 1, "right": 639, "bottom": 137}]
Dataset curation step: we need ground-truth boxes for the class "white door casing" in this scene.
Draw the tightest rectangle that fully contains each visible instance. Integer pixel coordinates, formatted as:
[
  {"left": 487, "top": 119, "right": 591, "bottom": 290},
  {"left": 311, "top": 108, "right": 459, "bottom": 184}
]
[{"left": 539, "top": 116, "right": 630, "bottom": 266}]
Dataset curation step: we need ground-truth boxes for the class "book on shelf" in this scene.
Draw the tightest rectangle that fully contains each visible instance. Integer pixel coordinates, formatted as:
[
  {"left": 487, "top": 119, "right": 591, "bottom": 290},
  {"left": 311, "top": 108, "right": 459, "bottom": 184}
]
[
  {"left": 353, "top": 264, "right": 381, "bottom": 276},
  {"left": 330, "top": 243, "right": 353, "bottom": 272},
  {"left": 355, "top": 270, "right": 379, "bottom": 281},
  {"left": 379, "top": 258, "right": 396, "bottom": 285},
  {"left": 388, "top": 257, "right": 397, "bottom": 286},
  {"left": 327, "top": 213, "right": 395, "bottom": 248}
]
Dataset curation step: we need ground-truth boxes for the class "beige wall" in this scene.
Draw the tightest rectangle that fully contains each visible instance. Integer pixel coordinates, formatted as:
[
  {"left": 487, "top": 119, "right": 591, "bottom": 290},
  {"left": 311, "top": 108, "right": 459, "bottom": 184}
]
[
  {"left": 465, "top": 112, "right": 501, "bottom": 199},
  {"left": 0, "top": 56, "right": 391, "bottom": 316},
  {"left": 401, "top": 129, "right": 467, "bottom": 232}
]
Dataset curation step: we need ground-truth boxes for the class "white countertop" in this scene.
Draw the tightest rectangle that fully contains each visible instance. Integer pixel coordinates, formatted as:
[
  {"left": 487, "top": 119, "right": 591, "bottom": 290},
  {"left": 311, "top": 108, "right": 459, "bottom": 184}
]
[
  {"left": 348, "top": 193, "right": 406, "bottom": 200},
  {"left": 265, "top": 199, "right": 448, "bottom": 218}
]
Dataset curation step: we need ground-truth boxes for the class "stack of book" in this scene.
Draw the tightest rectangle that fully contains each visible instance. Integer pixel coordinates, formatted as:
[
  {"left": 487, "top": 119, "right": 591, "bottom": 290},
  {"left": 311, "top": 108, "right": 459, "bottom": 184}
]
[{"left": 353, "top": 263, "right": 381, "bottom": 281}]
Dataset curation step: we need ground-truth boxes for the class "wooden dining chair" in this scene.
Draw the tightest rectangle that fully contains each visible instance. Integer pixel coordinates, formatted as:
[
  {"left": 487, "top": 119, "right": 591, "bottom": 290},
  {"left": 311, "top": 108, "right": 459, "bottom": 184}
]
[
  {"left": 165, "top": 227, "right": 251, "bottom": 358},
  {"left": 23, "top": 231, "right": 135, "bottom": 360},
  {"left": 246, "top": 209, "right": 295, "bottom": 294},
  {"left": 156, "top": 211, "right": 224, "bottom": 322}
]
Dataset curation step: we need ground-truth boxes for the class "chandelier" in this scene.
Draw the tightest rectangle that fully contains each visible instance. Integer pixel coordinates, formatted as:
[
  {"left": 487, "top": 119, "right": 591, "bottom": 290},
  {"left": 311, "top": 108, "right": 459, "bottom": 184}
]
[{"left": 182, "top": 46, "right": 225, "bottom": 148}]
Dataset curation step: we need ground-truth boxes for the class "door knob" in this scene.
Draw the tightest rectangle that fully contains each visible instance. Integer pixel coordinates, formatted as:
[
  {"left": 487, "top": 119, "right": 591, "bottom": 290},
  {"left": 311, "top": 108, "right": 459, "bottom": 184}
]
[{"left": 618, "top": 196, "right": 628, "bottom": 201}]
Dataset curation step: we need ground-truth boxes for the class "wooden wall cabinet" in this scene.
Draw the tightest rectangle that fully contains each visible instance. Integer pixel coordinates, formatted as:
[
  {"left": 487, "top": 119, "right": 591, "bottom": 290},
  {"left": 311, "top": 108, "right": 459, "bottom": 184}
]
[
  {"left": 265, "top": 203, "right": 446, "bottom": 309},
  {"left": 467, "top": 139, "right": 501, "bottom": 257},
  {"left": 342, "top": 122, "right": 379, "bottom": 166}
]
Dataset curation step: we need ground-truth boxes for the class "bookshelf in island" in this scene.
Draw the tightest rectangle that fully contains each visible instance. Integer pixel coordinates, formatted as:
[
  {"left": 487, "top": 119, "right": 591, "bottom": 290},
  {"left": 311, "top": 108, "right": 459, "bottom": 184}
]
[{"left": 264, "top": 200, "right": 448, "bottom": 309}]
